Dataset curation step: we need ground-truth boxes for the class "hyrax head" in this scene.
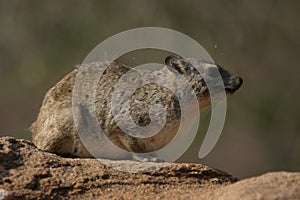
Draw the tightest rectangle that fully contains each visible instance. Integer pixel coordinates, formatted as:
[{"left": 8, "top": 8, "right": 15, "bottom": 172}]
[{"left": 165, "top": 55, "right": 243, "bottom": 108}]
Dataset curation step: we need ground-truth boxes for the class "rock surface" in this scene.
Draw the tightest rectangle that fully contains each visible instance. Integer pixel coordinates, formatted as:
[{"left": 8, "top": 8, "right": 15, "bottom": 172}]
[{"left": 0, "top": 136, "right": 299, "bottom": 200}]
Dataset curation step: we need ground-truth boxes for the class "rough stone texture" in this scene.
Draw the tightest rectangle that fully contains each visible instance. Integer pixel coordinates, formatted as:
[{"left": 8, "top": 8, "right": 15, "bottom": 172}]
[
  {"left": 201, "top": 172, "right": 300, "bottom": 200},
  {"left": 0, "top": 136, "right": 299, "bottom": 200}
]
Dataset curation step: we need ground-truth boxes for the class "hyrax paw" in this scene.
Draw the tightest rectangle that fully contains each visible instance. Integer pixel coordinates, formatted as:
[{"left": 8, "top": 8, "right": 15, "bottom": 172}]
[{"left": 132, "top": 154, "right": 166, "bottom": 163}]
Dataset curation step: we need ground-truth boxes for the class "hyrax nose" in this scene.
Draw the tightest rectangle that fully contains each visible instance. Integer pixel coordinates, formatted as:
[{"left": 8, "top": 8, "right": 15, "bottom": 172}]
[
  {"left": 232, "top": 76, "right": 243, "bottom": 89},
  {"left": 226, "top": 76, "right": 243, "bottom": 92}
]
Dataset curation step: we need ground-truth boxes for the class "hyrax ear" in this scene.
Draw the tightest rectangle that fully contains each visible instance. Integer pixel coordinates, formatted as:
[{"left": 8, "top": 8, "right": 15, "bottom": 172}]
[
  {"left": 165, "top": 55, "right": 183, "bottom": 66},
  {"left": 165, "top": 55, "right": 188, "bottom": 74}
]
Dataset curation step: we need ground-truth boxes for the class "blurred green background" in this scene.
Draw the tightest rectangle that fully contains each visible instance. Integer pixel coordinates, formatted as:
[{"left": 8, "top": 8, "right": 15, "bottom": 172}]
[{"left": 0, "top": 0, "right": 299, "bottom": 178}]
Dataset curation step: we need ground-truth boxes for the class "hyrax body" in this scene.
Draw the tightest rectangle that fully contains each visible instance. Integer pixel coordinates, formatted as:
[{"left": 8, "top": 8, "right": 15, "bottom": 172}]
[{"left": 31, "top": 55, "right": 243, "bottom": 159}]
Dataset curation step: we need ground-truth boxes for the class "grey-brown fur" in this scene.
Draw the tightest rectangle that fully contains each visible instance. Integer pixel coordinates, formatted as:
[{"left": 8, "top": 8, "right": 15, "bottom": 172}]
[{"left": 31, "top": 55, "right": 243, "bottom": 159}]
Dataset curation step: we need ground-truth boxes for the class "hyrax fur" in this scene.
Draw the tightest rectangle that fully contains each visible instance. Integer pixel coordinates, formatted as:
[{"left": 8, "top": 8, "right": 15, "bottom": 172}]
[{"left": 31, "top": 55, "right": 243, "bottom": 159}]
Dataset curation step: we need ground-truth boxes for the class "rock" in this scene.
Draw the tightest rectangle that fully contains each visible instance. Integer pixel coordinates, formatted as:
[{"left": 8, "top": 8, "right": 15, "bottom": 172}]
[
  {"left": 202, "top": 171, "right": 300, "bottom": 200},
  {"left": 0, "top": 136, "right": 299, "bottom": 199},
  {"left": 0, "top": 136, "right": 235, "bottom": 199}
]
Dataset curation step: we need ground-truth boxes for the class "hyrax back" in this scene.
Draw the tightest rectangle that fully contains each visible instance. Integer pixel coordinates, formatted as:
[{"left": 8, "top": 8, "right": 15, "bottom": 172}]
[{"left": 31, "top": 56, "right": 243, "bottom": 158}]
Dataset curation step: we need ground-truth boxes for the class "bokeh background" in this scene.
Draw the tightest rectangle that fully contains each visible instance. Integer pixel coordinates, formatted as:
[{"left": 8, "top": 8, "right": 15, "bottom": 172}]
[{"left": 1, "top": 0, "right": 299, "bottom": 178}]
